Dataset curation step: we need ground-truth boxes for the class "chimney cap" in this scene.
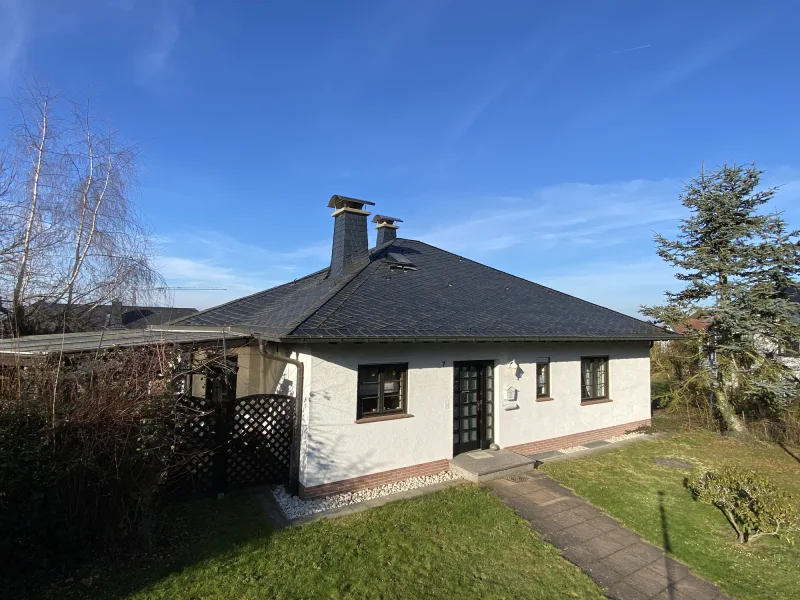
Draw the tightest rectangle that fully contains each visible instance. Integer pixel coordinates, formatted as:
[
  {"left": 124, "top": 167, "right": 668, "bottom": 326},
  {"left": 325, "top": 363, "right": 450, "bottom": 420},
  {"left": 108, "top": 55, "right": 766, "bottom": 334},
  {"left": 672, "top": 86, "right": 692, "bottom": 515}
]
[
  {"left": 327, "top": 195, "right": 375, "bottom": 210},
  {"left": 372, "top": 214, "right": 403, "bottom": 224}
]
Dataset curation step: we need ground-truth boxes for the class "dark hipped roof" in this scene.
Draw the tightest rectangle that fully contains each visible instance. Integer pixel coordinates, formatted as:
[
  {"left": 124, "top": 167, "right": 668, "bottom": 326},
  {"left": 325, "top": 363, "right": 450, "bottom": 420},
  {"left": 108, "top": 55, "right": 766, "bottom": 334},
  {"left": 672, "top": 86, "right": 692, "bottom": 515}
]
[{"left": 173, "top": 239, "right": 676, "bottom": 342}]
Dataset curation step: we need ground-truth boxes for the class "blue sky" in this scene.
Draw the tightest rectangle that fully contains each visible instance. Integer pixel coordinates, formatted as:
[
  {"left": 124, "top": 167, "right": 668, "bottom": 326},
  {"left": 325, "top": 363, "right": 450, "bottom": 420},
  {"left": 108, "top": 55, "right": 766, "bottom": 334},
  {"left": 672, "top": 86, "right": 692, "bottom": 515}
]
[{"left": 1, "top": 1, "right": 799, "bottom": 316}]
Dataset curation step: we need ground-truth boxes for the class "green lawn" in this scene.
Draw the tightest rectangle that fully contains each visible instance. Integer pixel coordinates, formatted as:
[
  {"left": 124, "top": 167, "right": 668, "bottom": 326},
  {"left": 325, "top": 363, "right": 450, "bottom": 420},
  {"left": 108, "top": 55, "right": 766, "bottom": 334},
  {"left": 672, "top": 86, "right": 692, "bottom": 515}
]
[
  {"left": 543, "top": 428, "right": 800, "bottom": 600},
  {"left": 77, "top": 485, "right": 604, "bottom": 600}
]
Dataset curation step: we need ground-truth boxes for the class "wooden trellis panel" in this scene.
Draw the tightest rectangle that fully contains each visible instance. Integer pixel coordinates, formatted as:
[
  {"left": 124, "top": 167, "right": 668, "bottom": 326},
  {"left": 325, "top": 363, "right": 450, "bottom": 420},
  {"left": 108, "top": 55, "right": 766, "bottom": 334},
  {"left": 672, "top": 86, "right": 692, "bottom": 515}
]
[{"left": 169, "top": 393, "right": 295, "bottom": 496}]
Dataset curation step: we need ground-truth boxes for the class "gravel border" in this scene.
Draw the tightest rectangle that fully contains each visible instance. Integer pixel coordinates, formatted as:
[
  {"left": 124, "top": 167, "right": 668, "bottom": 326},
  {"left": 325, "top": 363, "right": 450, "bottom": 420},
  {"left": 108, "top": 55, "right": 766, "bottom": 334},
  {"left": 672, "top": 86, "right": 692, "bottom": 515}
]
[
  {"left": 607, "top": 431, "right": 645, "bottom": 444},
  {"left": 273, "top": 471, "right": 460, "bottom": 519}
]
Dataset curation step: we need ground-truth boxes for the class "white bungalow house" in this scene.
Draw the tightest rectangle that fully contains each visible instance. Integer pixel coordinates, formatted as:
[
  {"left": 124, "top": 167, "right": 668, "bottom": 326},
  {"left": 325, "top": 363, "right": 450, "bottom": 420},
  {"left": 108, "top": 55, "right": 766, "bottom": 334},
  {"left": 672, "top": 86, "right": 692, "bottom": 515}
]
[
  {"left": 0, "top": 195, "right": 677, "bottom": 498},
  {"left": 161, "top": 195, "right": 676, "bottom": 498}
]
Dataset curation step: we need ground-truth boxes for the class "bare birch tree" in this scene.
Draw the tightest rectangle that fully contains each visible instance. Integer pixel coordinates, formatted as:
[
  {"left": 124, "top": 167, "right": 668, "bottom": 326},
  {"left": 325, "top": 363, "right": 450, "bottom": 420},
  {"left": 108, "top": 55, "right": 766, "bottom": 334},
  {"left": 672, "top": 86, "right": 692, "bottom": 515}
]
[{"left": 0, "top": 82, "right": 165, "bottom": 336}]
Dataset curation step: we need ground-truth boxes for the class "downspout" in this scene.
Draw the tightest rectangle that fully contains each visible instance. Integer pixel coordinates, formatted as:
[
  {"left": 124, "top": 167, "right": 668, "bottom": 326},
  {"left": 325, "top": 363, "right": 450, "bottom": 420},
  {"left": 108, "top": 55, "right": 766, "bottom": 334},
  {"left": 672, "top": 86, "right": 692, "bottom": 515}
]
[{"left": 257, "top": 337, "right": 304, "bottom": 496}]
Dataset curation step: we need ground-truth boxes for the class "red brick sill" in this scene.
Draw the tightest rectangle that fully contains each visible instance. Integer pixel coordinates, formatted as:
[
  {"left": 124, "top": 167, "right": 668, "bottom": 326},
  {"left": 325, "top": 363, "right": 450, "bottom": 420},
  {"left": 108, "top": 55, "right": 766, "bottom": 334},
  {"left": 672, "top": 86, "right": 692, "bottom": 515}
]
[
  {"left": 535, "top": 396, "right": 555, "bottom": 402},
  {"left": 354, "top": 413, "right": 414, "bottom": 424},
  {"left": 581, "top": 398, "right": 613, "bottom": 406}
]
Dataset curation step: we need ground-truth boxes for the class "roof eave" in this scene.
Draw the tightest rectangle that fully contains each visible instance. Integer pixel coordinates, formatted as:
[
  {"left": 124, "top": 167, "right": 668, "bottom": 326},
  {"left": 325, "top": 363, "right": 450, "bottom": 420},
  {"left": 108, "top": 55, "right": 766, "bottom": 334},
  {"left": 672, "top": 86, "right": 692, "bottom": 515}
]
[{"left": 277, "top": 334, "right": 681, "bottom": 344}]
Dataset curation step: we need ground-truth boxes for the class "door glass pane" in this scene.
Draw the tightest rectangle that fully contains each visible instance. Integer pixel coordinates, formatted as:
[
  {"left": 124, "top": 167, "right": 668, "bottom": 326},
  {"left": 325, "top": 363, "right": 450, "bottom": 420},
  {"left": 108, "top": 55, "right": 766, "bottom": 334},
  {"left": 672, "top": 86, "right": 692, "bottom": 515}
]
[
  {"left": 462, "top": 418, "right": 469, "bottom": 430},
  {"left": 453, "top": 434, "right": 459, "bottom": 444},
  {"left": 469, "top": 378, "right": 477, "bottom": 390},
  {"left": 470, "top": 430, "right": 477, "bottom": 441},
  {"left": 462, "top": 432, "right": 470, "bottom": 443},
  {"left": 470, "top": 416, "right": 477, "bottom": 429},
  {"left": 461, "top": 406, "right": 470, "bottom": 417}
]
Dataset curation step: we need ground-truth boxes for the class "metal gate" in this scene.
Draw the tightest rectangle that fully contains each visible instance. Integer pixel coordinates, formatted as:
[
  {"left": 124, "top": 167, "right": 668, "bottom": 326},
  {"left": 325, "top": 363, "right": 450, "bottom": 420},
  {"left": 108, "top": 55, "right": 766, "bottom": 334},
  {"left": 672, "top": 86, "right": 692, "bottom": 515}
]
[{"left": 169, "top": 392, "right": 295, "bottom": 497}]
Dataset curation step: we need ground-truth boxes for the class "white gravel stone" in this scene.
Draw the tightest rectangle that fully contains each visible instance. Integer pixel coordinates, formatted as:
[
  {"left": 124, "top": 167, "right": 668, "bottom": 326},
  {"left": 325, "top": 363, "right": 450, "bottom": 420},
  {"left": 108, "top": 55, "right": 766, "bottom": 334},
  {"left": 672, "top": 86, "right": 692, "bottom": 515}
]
[
  {"left": 607, "top": 431, "right": 645, "bottom": 444},
  {"left": 273, "top": 470, "right": 460, "bottom": 520},
  {"left": 559, "top": 445, "right": 589, "bottom": 454}
]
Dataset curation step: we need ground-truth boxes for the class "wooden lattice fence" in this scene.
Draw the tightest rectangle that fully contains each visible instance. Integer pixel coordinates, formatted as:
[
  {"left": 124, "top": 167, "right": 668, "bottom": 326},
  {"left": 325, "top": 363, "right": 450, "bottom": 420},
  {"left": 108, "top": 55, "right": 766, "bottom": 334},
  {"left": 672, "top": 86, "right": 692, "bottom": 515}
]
[{"left": 167, "top": 393, "right": 295, "bottom": 497}]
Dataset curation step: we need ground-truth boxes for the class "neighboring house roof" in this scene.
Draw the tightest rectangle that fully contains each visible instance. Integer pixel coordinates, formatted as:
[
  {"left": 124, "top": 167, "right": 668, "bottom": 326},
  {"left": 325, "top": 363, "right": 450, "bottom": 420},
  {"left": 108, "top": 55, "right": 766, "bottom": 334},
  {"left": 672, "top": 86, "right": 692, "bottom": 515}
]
[
  {"left": 0, "top": 328, "right": 246, "bottom": 360},
  {"left": 26, "top": 303, "right": 198, "bottom": 333},
  {"left": 671, "top": 317, "right": 713, "bottom": 335},
  {"left": 173, "top": 239, "right": 676, "bottom": 342}
]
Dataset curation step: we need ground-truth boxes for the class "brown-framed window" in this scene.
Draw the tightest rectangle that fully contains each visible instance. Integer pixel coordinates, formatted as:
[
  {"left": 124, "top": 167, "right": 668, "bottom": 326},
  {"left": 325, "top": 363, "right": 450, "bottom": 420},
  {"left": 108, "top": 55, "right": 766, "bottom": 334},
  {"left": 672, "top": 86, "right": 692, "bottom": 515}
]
[
  {"left": 581, "top": 357, "right": 608, "bottom": 401},
  {"left": 357, "top": 363, "right": 408, "bottom": 419},
  {"left": 536, "top": 362, "right": 550, "bottom": 398}
]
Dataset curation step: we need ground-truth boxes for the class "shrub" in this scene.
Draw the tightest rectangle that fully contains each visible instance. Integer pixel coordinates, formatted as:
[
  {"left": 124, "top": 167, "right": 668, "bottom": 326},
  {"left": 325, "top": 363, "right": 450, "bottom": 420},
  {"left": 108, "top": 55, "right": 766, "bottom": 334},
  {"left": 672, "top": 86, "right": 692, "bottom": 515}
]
[
  {"left": 686, "top": 466, "right": 799, "bottom": 544},
  {"left": 0, "top": 345, "right": 231, "bottom": 587}
]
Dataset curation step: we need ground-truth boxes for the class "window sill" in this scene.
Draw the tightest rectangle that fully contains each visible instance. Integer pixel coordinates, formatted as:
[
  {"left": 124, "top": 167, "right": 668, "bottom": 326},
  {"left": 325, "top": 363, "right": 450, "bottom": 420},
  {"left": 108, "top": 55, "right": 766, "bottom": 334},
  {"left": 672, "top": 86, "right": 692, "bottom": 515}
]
[
  {"left": 535, "top": 396, "right": 555, "bottom": 402},
  {"left": 581, "top": 398, "right": 612, "bottom": 406},
  {"left": 354, "top": 413, "right": 414, "bottom": 424}
]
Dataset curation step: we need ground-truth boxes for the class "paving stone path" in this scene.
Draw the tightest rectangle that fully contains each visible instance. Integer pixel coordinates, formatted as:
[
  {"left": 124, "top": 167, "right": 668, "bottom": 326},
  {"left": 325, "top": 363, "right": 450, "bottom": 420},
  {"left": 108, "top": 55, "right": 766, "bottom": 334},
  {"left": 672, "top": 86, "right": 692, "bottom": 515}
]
[{"left": 485, "top": 472, "right": 729, "bottom": 600}]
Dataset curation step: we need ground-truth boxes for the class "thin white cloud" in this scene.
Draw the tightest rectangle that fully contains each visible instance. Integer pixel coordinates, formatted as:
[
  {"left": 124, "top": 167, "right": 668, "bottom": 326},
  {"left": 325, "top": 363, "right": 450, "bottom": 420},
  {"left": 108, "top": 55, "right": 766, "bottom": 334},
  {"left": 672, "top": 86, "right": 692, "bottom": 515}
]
[
  {"left": 156, "top": 255, "right": 285, "bottom": 309},
  {"left": 410, "top": 178, "right": 682, "bottom": 255},
  {"left": 135, "top": 0, "right": 191, "bottom": 83},
  {"left": 539, "top": 257, "right": 675, "bottom": 318},
  {"left": 0, "top": 0, "right": 26, "bottom": 87},
  {"left": 156, "top": 230, "right": 331, "bottom": 309}
]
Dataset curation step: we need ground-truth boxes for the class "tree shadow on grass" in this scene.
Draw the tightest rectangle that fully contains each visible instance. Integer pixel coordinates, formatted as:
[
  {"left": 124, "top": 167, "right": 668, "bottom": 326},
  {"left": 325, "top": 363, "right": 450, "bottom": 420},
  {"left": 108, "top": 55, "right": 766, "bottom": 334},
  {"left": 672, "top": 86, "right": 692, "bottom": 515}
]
[
  {"left": 658, "top": 491, "right": 677, "bottom": 600},
  {"left": 777, "top": 442, "right": 800, "bottom": 465},
  {"left": 39, "top": 490, "right": 274, "bottom": 600}
]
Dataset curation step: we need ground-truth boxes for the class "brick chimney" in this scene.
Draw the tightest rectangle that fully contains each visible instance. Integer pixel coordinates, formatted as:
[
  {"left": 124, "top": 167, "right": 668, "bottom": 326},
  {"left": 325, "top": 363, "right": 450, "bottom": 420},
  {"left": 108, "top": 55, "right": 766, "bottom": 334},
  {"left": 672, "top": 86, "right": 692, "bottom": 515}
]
[
  {"left": 373, "top": 215, "right": 402, "bottom": 246},
  {"left": 328, "top": 195, "right": 375, "bottom": 278}
]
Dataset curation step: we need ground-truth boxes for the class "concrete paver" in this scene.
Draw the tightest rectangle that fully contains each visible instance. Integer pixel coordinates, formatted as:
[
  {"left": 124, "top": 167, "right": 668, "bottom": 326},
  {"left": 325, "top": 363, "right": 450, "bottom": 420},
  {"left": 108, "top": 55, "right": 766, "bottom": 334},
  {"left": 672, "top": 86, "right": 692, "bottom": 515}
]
[{"left": 486, "top": 472, "right": 729, "bottom": 600}]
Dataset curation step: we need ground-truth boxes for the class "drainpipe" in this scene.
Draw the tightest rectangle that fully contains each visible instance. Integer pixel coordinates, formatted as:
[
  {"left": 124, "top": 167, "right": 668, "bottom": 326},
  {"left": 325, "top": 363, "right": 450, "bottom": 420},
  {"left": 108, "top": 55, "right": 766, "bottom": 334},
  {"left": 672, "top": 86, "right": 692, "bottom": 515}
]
[{"left": 257, "top": 337, "right": 303, "bottom": 496}]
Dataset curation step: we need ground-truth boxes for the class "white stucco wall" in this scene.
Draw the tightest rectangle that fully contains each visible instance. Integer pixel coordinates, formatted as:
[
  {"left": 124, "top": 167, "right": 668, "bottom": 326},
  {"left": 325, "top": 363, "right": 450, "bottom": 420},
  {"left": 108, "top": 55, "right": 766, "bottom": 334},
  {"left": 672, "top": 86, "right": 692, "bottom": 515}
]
[{"left": 296, "top": 341, "right": 652, "bottom": 488}]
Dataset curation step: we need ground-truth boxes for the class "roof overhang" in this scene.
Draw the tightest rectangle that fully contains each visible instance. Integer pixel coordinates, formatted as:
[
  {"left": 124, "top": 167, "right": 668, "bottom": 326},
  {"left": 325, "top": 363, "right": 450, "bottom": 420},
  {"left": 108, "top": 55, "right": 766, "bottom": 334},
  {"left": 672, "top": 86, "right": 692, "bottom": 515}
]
[
  {"left": 0, "top": 327, "right": 253, "bottom": 363},
  {"left": 272, "top": 334, "right": 682, "bottom": 344}
]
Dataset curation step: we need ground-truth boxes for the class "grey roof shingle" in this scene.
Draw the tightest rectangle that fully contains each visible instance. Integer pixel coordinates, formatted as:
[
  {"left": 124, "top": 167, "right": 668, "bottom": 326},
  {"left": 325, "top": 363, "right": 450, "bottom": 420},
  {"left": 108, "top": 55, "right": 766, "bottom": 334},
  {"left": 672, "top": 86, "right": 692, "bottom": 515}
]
[{"left": 174, "top": 239, "right": 675, "bottom": 341}]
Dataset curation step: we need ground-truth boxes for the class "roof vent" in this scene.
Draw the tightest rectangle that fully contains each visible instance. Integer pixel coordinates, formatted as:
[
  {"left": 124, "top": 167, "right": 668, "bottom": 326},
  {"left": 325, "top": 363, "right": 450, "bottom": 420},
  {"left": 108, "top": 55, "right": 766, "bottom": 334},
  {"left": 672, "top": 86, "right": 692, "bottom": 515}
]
[
  {"left": 328, "top": 195, "right": 375, "bottom": 278},
  {"left": 373, "top": 214, "right": 402, "bottom": 246},
  {"left": 386, "top": 251, "right": 416, "bottom": 271}
]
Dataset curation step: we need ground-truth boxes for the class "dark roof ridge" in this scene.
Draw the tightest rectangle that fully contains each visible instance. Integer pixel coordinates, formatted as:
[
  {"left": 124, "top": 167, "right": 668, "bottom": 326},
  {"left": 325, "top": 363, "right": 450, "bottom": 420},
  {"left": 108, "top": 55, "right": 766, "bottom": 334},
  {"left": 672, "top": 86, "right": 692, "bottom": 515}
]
[
  {"left": 170, "top": 266, "right": 330, "bottom": 325},
  {"left": 390, "top": 237, "right": 670, "bottom": 335},
  {"left": 285, "top": 254, "right": 384, "bottom": 335}
]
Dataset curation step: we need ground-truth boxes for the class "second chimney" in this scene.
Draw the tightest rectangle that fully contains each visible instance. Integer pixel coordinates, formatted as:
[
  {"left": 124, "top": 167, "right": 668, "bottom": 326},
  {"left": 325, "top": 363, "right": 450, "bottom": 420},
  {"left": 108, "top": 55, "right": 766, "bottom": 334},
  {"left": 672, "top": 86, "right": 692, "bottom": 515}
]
[
  {"left": 328, "top": 195, "right": 374, "bottom": 278},
  {"left": 373, "top": 215, "right": 402, "bottom": 246}
]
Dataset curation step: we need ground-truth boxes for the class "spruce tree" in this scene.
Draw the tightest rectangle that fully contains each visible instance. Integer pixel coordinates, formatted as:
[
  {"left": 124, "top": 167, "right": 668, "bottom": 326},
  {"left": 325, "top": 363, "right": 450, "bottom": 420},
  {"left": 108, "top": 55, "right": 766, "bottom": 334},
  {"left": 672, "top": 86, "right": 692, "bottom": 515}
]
[{"left": 642, "top": 163, "right": 800, "bottom": 432}]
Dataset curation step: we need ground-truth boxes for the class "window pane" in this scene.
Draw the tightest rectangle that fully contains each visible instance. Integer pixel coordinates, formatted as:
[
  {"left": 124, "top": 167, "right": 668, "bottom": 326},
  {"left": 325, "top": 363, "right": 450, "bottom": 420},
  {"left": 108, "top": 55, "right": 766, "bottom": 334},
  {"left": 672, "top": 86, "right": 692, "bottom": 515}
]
[
  {"left": 359, "top": 382, "right": 379, "bottom": 397},
  {"left": 361, "top": 368, "right": 380, "bottom": 383},
  {"left": 384, "top": 394, "right": 401, "bottom": 411},
  {"left": 384, "top": 380, "right": 400, "bottom": 394},
  {"left": 361, "top": 396, "right": 378, "bottom": 414}
]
